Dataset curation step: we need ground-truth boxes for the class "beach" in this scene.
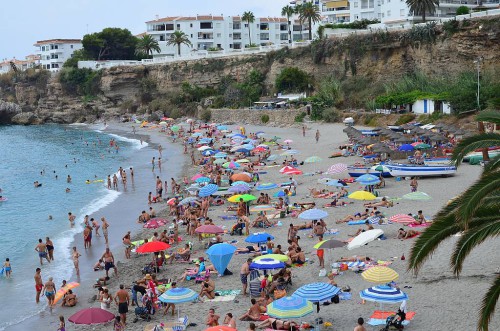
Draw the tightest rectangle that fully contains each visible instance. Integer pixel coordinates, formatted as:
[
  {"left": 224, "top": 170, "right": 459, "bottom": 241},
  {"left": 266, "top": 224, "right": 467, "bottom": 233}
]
[{"left": 6, "top": 121, "right": 499, "bottom": 331}]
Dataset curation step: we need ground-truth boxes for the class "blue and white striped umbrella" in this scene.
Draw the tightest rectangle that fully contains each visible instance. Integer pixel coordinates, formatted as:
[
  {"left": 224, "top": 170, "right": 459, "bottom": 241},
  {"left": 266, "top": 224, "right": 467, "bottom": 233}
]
[
  {"left": 359, "top": 285, "right": 408, "bottom": 304},
  {"left": 159, "top": 287, "right": 199, "bottom": 304},
  {"left": 202, "top": 150, "right": 216, "bottom": 156},
  {"left": 298, "top": 208, "right": 329, "bottom": 220},
  {"left": 245, "top": 232, "right": 274, "bottom": 244},
  {"left": 198, "top": 184, "right": 219, "bottom": 197},
  {"left": 250, "top": 258, "right": 285, "bottom": 270},
  {"left": 191, "top": 132, "right": 203, "bottom": 137},
  {"left": 195, "top": 177, "right": 211, "bottom": 184},
  {"left": 214, "top": 152, "right": 227, "bottom": 158},
  {"left": 231, "top": 181, "right": 250, "bottom": 187},
  {"left": 228, "top": 184, "right": 251, "bottom": 193},
  {"left": 256, "top": 183, "right": 279, "bottom": 190},
  {"left": 267, "top": 296, "right": 313, "bottom": 319},
  {"left": 293, "top": 283, "right": 341, "bottom": 303},
  {"left": 356, "top": 174, "right": 380, "bottom": 185},
  {"left": 179, "top": 197, "right": 199, "bottom": 205}
]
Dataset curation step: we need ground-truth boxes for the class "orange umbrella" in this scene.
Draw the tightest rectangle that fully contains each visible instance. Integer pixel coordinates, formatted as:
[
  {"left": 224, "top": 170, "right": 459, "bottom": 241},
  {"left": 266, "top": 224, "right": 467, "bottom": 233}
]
[
  {"left": 230, "top": 173, "right": 251, "bottom": 182},
  {"left": 54, "top": 282, "right": 80, "bottom": 304}
]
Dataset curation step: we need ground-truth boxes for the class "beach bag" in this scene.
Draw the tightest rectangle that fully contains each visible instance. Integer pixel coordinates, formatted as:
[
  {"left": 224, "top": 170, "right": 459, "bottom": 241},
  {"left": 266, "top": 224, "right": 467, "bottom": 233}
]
[
  {"left": 340, "top": 263, "right": 348, "bottom": 271},
  {"left": 274, "top": 288, "right": 286, "bottom": 299},
  {"left": 332, "top": 294, "right": 340, "bottom": 304}
]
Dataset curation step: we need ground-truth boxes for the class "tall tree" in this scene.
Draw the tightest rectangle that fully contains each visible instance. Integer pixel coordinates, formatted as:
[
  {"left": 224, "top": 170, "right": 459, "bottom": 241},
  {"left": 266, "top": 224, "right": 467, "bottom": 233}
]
[
  {"left": 298, "top": 2, "right": 321, "bottom": 41},
  {"left": 281, "top": 5, "right": 295, "bottom": 44},
  {"left": 408, "top": 110, "right": 500, "bottom": 331},
  {"left": 406, "top": 0, "right": 440, "bottom": 22},
  {"left": 82, "top": 28, "right": 138, "bottom": 60},
  {"left": 242, "top": 11, "right": 255, "bottom": 47},
  {"left": 166, "top": 31, "right": 192, "bottom": 57},
  {"left": 135, "top": 35, "right": 161, "bottom": 58}
]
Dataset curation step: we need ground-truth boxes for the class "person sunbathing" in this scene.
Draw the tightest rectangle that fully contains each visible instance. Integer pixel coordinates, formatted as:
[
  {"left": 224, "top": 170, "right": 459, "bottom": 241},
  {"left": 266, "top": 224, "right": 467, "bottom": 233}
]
[
  {"left": 290, "top": 247, "right": 306, "bottom": 265},
  {"left": 336, "top": 209, "right": 369, "bottom": 224},
  {"left": 235, "top": 244, "right": 261, "bottom": 255},
  {"left": 257, "top": 318, "right": 299, "bottom": 331},
  {"left": 324, "top": 198, "right": 349, "bottom": 207},
  {"left": 339, "top": 256, "right": 371, "bottom": 262},
  {"left": 168, "top": 243, "right": 191, "bottom": 264},
  {"left": 177, "top": 260, "right": 205, "bottom": 282},
  {"left": 396, "top": 228, "right": 420, "bottom": 239},
  {"left": 349, "top": 221, "right": 374, "bottom": 237},
  {"left": 293, "top": 222, "right": 313, "bottom": 230},
  {"left": 364, "top": 197, "right": 392, "bottom": 208},
  {"left": 239, "top": 298, "right": 262, "bottom": 321},
  {"left": 61, "top": 290, "right": 77, "bottom": 307},
  {"left": 256, "top": 193, "right": 266, "bottom": 205}
]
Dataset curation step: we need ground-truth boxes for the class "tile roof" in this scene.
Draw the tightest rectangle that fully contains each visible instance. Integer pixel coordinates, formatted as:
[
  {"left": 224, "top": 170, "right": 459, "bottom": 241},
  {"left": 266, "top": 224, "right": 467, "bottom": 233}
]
[{"left": 34, "top": 39, "right": 81, "bottom": 46}]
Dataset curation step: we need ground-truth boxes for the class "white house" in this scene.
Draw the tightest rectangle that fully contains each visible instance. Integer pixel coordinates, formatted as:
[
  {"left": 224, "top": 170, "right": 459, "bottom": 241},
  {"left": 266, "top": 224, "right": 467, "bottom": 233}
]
[
  {"left": 412, "top": 99, "right": 452, "bottom": 115},
  {"left": 34, "top": 39, "right": 82, "bottom": 72},
  {"left": 0, "top": 55, "right": 40, "bottom": 74}
]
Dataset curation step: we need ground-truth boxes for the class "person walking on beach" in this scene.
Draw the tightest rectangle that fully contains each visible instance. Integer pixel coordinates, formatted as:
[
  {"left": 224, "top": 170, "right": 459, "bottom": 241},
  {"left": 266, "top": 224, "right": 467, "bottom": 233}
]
[
  {"left": 102, "top": 247, "right": 118, "bottom": 277},
  {"left": 46, "top": 237, "right": 55, "bottom": 261},
  {"left": 158, "top": 145, "right": 163, "bottom": 157},
  {"left": 152, "top": 157, "right": 155, "bottom": 171},
  {"left": 35, "top": 239, "right": 51, "bottom": 265},
  {"left": 34, "top": 268, "right": 43, "bottom": 303},
  {"left": 101, "top": 217, "right": 110, "bottom": 245},
  {"left": 410, "top": 176, "right": 418, "bottom": 192},
  {"left": 114, "top": 284, "right": 130, "bottom": 326},
  {"left": 317, "top": 235, "right": 325, "bottom": 269},
  {"left": 240, "top": 258, "right": 252, "bottom": 295},
  {"left": 315, "top": 129, "right": 320, "bottom": 143},
  {"left": 44, "top": 277, "right": 56, "bottom": 308},
  {"left": 83, "top": 225, "right": 92, "bottom": 249},
  {"left": 72, "top": 246, "right": 82, "bottom": 277},
  {"left": 92, "top": 218, "right": 101, "bottom": 237}
]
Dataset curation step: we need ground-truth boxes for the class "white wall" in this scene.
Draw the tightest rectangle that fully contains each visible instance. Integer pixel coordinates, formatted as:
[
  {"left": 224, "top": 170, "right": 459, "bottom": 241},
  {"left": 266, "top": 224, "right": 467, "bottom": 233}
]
[{"left": 37, "top": 42, "right": 82, "bottom": 72}]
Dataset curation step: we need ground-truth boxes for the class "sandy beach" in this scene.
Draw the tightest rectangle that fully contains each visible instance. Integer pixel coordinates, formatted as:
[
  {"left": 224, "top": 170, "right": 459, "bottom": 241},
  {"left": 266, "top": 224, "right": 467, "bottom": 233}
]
[{"left": 14, "top": 121, "right": 499, "bottom": 331}]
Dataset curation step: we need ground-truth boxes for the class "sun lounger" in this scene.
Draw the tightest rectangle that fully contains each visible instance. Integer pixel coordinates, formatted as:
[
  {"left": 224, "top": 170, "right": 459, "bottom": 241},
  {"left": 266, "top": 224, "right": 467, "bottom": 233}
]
[{"left": 163, "top": 315, "right": 189, "bottom": 330}]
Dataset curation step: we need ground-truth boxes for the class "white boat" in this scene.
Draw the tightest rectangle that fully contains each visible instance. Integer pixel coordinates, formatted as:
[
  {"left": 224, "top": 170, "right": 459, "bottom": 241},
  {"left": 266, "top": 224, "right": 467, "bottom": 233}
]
[
  {"left": 387, "top": 164, "right": 457, "bottom": 177},
  {"left": 343, "top": 117, "right": 354, "bottom": 126},
  {"left": 348, "top": 166, "right": 392, "bottom": 178},
  {"left": 423, "top": 158, "right": 452, "bottom": 166}
]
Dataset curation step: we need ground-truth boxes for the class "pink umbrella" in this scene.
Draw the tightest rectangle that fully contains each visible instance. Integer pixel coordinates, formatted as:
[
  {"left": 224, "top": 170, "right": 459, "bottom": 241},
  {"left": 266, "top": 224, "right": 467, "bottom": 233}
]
[
  {"left": 283, "top": 168, "right": 303, "bottom": 175},
  {"left": 327, "top": 163, "right": 348, "bottom": 174},
  {"left": 167, "top": 198, "right": 176, "bottom": 205},
  {"left": 389, "top": 214, "right": 416, "bottom": 224},
  {"left": 69, "top": 307, "right": 115, "bottom": 325},
  {"left": 284, "top": 139, "right": 293, "bottom": 144},
  {"left": 279, "top": 166, "right": 296, "bottom": 173},
  {"left": 195, "top": 224, "right": 224, "bottom": 234},
  {"left": 143, "top": 218, "right": 168, "bottom": 229},
  {"left": 191, "top": 174, "right": 203, "bottom": 181}
]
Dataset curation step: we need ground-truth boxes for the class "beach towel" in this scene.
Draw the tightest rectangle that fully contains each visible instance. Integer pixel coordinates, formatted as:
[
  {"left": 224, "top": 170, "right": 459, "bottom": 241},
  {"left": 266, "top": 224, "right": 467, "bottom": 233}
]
[
  {"left": 215, "top": 290, "right": 241, "bottom": 296},
  {"left": 367, "top": 319, "right": 411, "bottom": 326},
  {"left": 370, "top": 311, "right": 416, "bottom": 320},
  {"left": 324, "top": 229, "right": 339, "bottom": 236},
  {"left": 339, "top": 292, "right": 352, "bottom": 300},
  {"left": 408, "top": 223, "right": 431, "bottom": 228},
  {"left": 207, "top": 295, "right": 237, "bottom": 302},
  {"left": 347, "top": 219, "right": 367, "bottom": 225}
]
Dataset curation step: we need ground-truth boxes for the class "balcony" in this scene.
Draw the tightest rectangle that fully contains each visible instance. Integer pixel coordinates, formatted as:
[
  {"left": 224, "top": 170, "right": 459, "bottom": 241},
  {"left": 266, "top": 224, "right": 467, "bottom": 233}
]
[
  {"left": 200, "top": 22, "right": 213, "bottom": 29},
  {"left": 439, "top": 0, "right": 498, "bottom": 5}
]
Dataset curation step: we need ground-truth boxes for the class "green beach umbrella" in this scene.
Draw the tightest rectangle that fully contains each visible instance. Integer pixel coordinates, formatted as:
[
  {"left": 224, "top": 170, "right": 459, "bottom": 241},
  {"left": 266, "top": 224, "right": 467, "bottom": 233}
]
[
  {"left": 171, "top": 125, "right": 180, "bottom": 132},
  {"left": 402, "top": 191, "right": 432, "bottom": 201},
  {"left": 414, "top": 143, "right": 431, "bottom": 149},
  {"left": 304, "top": 156, "right": 323, "bottom": 163}
]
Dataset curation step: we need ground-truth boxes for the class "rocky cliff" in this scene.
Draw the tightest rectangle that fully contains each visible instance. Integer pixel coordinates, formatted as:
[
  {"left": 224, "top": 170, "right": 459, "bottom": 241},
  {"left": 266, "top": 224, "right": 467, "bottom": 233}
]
[{"left": 4, "top": 16, "right": 500, "bottom": 125}]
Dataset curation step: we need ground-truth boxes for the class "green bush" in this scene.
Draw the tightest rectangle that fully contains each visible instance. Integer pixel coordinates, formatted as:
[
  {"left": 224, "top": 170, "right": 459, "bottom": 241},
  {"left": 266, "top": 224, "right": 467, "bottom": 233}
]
[
  {"left": 200, "top": 109, "right": 212, "bottom": 122},
  {"left": 261, "top": 114, "right": 270, "bottom": 123},
  {"left": 294, "top": 112, "right": 307, "bottom": 123},
  {"left": 275, "top": 67, "right": 311, "bottom": 93},
  {"left": 395, "top": 114, "right": 416, "bottom": 125},
  {"left": 59, "top": 68, "right": 102, "bottom": 96},
  {"left": 443, "top": 19, "right": 460, "bottom": 36},
  {"left": 322, "top": 108, "right": 341, "bottom": 123},
  {"left": 363, "top": 114, "right": 376, "bottom": 125},
  {"left": 456, "top": 6, "right": 470, "bottom": 15}
]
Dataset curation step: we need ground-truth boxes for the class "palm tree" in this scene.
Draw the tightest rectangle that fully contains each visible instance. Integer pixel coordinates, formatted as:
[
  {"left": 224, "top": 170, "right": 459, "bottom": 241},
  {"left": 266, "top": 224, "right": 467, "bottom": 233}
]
[
  {"left": 135, "top": 35, "right": 161, "bottom": 58},
  {"left": 406, "top": 0, "right": 440, "bottom": 22},
  {"left": 408, "top": 110, "right": 500, "bottom": 331},
  {"left": 166, "top": 31, "right": 192, "bottom": 57},
  {"left": 298, "top": 2, "right": 322, "bottom": 41},
  {"left": 242, "top": 11, "right": 255, "bottom": 47},
  {"left": 281, "top": 5, "right": 295, "bottom": 44}
]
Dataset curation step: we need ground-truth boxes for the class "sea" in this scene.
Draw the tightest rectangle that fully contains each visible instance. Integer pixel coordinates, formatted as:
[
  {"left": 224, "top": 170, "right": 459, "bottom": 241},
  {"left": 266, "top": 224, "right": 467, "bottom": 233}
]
[{"left": 0, "top": 124, "right": 151, "bottom": 330}]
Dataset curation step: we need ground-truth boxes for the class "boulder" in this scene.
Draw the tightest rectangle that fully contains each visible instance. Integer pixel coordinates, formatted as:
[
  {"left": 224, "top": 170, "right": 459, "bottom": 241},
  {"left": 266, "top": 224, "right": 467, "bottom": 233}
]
[{"left": 11, "top": 112, "right": 37, "bottom": 125}]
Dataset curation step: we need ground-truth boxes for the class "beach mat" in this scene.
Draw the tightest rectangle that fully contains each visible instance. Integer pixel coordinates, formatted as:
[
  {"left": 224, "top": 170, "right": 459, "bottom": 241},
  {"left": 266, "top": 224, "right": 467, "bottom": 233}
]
[{"left": 207, "top": 295, "right": 237, "bottom": 302}]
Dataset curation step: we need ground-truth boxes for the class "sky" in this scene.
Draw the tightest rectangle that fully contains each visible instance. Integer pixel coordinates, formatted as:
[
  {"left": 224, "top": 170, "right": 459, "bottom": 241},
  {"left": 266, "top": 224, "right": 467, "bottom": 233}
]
[{"left": 0, "top": 0, "right": 291, "bottom": 60}]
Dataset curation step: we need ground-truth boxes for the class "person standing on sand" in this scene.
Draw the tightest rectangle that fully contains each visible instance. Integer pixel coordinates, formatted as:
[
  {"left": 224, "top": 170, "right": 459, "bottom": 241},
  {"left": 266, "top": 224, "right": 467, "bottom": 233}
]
[
  {"left": 410, "top": 176, "right": 418, "bottom": 192},
  {"left": 114, "top": 285, "right": 129, "bottom": 326},
  {"left": 72, "top": 246, "right": 81, "bottom": 277},
  {"left": 354, "top": 317, "right": 366, "bottom": 331},
  {"left": 302, "top": 125, "right": 306, "bottom": 137},
  {"left": 34, "top": 268, "right": 43, "bottom": 303},
  {"left": 240, "top": 258, "right": 252, "bottom": 295},
  {"left": 46, "top": 237, "right": 55, "bottom": 261},
  {"left": 317, "top": 235, "right": 325, "bottom": 268},
  {"left": 315, "top": 129, "right": 320, "bottom": 143},
  {"left": 83, "top": 225, "right": 92, "bottom": 249},
  {"left": 92, "top": 218, "right": 101, "bottom": 237},
  {"left": 101, "top": 217, "right": 110, "bottom": 245},
  {"left": 102, "top": 247, "right": 118, "bottom": 277},
  {"left": 35, "top": 239, "right": 50, "bottom": 265}
]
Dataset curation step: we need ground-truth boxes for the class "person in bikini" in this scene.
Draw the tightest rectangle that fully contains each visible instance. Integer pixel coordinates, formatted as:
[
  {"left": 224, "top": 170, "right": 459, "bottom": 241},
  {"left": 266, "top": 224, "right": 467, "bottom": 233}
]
[
  {"left": 364, "top": 197, "right": 392, "bottom": 208},
  {"left": 72, "top": 246, "right": 82, "bottom": 277},
  {"left": 46, "top": 237, "right": 55, "bottom": 261},
  {"left": 257, "top": 318, "right": 299, "bottom": 330},
  {"left": 44, "top": 277, "right": 56, "bottom": 307},
  {"left": 396, "top": 228, "right": 420, "bottom": 239}
]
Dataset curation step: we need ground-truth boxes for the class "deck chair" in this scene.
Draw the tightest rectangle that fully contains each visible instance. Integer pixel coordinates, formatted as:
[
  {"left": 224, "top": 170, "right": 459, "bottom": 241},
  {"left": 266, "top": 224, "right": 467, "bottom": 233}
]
[{"left": 163, "top": 315, "right": 189, "bottom": 330}]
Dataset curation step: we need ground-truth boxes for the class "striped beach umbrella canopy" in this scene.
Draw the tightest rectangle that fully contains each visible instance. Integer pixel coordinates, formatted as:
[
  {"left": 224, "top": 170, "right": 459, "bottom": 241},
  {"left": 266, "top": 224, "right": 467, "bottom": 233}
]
[
  {"left": 402, "top": 191, "right": 432, "bottom": 201},
  {"left": 231, "top": 181, "right": 251, "bottom": 187},
  {"left": 250, "top": 258, "right": 285, "bottom": 270},
  {"left": 327, "top": 163, "right": 348, "bottom": 174},
  {"left": 253, "top": 254, "right": 289, "bottom": 262},
  {"left": 236, "top": 159, "right": 251, "bottom": 163},
  {"left": 159, "top": 288, "right": 199, "bottom": 304},
  {"left": 228, "top": 184, "right": 251, "bottom": 193},
  {"left": 304, "top": 156, "right": 323, "bottom": 163},
  {"left": 283, "top": 168, "right": 303, "bottom": 175},
  {"left": 227, "top": 194, "right": 256, "bottom": 203},
  {"left": 361, "top": 266, "right": 399, "bottom": 284},
  {"left": 293, "top": 283, "right": 341, "bottom": 303},
  {"left": 389, "top": 214, "right": 416, "bottom": 224},
  {"left": 195, "top": 224, "right": 224, "bottom": 234},
  {"left": 191, "top": 174, "right": 203, "bottom": 181},
  {"left": 223, "top": 161, "right": 241, "bottom": 169},
  {"left": 360, "top": 285, "right": 408, "bottom": 304},
  {"left": 213, "top": 159, "right": 226, "bottom": 165},
  {"left": 199, "top": 184, "right": 219, "bottom": 197},
  {"left": 249, "top": 205, "right": 275, "bottom": 212},
  {"left": 198, "top": 146, "right": 212, "bottom": 151},
  {"left": 195, "top": 176, "right": 211, "bottom": 183},
  {"left": 356, "top": 174, "right": 381, "bottom": 185},
  {"left": 267, "top": 296, "right": 313, "bottom": 319},
  {"left": 256, "top": 183, "right": 279, "bottom": 190},
  {"left": 299, "top": 208, "right": 329, "bottom": 220},
  {"left": 202, "top": 150, "right": 216, "bottom": 156}
]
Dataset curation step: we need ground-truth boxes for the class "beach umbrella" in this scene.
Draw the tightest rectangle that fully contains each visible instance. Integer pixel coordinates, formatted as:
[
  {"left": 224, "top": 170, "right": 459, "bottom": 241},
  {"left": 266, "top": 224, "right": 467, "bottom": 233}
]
[
  {"left": 166, "top": 198, "right": 177, "bottom": 205},
  {"left": 199, "top": 184, "right": 219, "bottom": 197},
  {"left": 231, "top": 181, "right": 251, "bottom": 187},
  {"left": 361, "top": 266, "right": 399, "bottom": 284},
  {"left": 223, "top": 161, "right": 241, "bottom": 169},
  {"left": 267, "top": 296, "right": 313, "bottom": 319},
  {"left": 414, "top": 143, "right": 431, "bottom": 149},
  {"left": 347, "top": 229, "right": 384, "bottom": 250},
  {"left": 213, "top": 159, "right": 226, "bottom": 165},
  {"left": 159, "top": 121, "right": 167, "bottom": 126},
  {"left": 171, "top": 125, "right": 180, "bottom": 132},
  {"left": 159, "top": 288, "right": 198, "bottom": 306},
  {"left": 299, "top": 208, "right": 328, "bottom": 220},
  {"left": 195, "top": 176, "right": 211, "bottom": 184},
  {"left": 267, "top": 154, "right": 279, "bottom": 161},
  {"left": 249, "top": 205, "right": 275, "bottom": 212},
  {"left": 227, "top": 194, "right": 255, "bottom": 203},
  {"left": 143, "top": 218, "right": 168, "bottom": 229},
  {"left": 325, "top": 180, "right": 346, "bottom": 187},
  {"left": 217, "top": 125, "right": 228, "bottom": 130},
  {"left": 398, "top": 144, "right": 414, "bottom": 151},
  {"left": 294, "top": 283, "right": 341, "bottom": 303},
  {"left": 256, "top": 183, "right": 279, "bottom": 190},
  {"left": 228, "top": 185, "right": 251, "bottom": 193},
  {"left": 348, "top": 191, "right": 377, "bottom": 201},
  {"left": 191, "top": 174, "right": 203, "bottom": 181},
  {"left": 389, "top": 214, "right": 416, "bottom": 224},
  {"left": 372, "top": 165, "right": 390, "bottom": 172},
  {"left": 198, "top": 146, "right": 212, "bottom": 152},
  {"left": 250, "top": 258, "right": 285, "bottom": 270},
  {"left": 236, "top": 158, "right": 250, "bottom": 163},
  {"left": 202, "top": 150, "right": 216, "bottom": 156},
  {"left": 206, "top": 243, "right": 237, "bottom": 275},
  {"left": 279, "top": 166, "right": 296, "bottom": 173},
  {"left": 281, "top": 149, "right": 300, "bottom": 155},
  {"left": 205, "top": 327, "right": 236, "bottom": 331},
  {"left": 283, "top": 139, "right": 293, "bottom": 144},
  {"left": 230, "top": 173, "right": 251, "bottom": 182},
  {"left": 136, "top": 241, "right": 171, "bottom": 254},
  {"left": 245, "top": 232, "right": 274, "bottom": 244},
  {"left": 283, "top": 168, "right": 303, "bottom": 175},
  {"left": 304, "top": 156, "right": 323, "bottom": 163},
  {"left": 253, "top": 254, "right": 289, "bottom": 262},
  {"left": 313, "top": 239, "right": 345, "bottom": 250},
  {"left": 214, "top": 152, "right": 227, "bottom": 158},
  {"left": 54, "top": 282, "right": 80, "bottom": 304},
  {"left": 360, "top": 285, "right": 408, "bottom": 304},
  {"left": 327, "top": 163, "right": 348, "bottom": 174},
  {"left": 195, "top": 224, "right": 224, "bottom": 234},
  {"left": 69, "top": 307, "right": 115, "bottom": 325},
  {"left": 402, "top": 191, "right": 431, "bottom": 201},
  {"left": 356, "top": 174, "right": 381, "bottom": 185}
]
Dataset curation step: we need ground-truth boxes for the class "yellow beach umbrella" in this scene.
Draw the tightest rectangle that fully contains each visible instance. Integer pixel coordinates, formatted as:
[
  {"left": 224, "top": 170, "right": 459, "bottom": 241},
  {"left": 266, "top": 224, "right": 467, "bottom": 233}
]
[
  {"left": 348, "top": 191, "right": 377, "bottom": 201},
  {"left": 361, "top": 266, "right": 399, "bottom": 284},
  {"left": 253, "top": 254, "right": 289, "bottom": 262}
]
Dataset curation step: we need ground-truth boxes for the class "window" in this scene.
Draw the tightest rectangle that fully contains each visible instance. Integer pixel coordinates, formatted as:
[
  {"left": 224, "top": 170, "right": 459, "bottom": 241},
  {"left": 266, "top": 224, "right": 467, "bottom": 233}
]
[
  {"left": 387, "top": 10, "right": 391, "bottom": 16},
  {"left": 354, "top": 2, "right": 358, "bottom": 7},
  {"left": 400, "top": 9, "right": 405, "bottom": 16},
  {"left": 177, "top": 24, "right": 180, "bottom": 30},
  {"left": 190, "top": 23, "right": 193, "bottom": 28},
  {"left": 216, "top": 23, "right": 221, "bottom": 28},
  {"left": 200, "top": 22, "right": 212, "bottom": 29},
  {"left": 217, "top": 33, "right": 221, "bottom": 38},
  {"left": 71, "top": 45, "right": 73, "bottom": 49},
  {"left": 51, "top": 63, "right": 59, "bottom": 68},
  {"left": 165, "top": 24, "right": 174, "bottom": 30},
  {"left": 233, "top": 23, "right": 241, "bottom": 29}
]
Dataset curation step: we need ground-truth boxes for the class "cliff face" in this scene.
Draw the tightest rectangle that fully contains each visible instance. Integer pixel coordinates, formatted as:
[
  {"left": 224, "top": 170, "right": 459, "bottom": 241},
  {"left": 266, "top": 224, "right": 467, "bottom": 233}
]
[{"left": 5, "top": 16, "right": 500, "bottom": 124}]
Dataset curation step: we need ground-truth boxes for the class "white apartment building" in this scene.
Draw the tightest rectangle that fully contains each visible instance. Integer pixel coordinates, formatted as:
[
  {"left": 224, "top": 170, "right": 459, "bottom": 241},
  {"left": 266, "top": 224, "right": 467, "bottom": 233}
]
[
  {"left": 0, "top": 55, "right": 41, "bottom": 74},
  {"left": 145, "top": 15, "right": 310, "bottom": 57},
  {"left": 34, "top": 39, "right": 82, "bottom": 72}
]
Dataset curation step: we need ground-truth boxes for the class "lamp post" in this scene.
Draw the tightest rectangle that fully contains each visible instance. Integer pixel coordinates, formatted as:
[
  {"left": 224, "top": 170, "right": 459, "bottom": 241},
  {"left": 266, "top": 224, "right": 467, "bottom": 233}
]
[{"left": 473, "top": 56, "right": 483, "bottom": 111}]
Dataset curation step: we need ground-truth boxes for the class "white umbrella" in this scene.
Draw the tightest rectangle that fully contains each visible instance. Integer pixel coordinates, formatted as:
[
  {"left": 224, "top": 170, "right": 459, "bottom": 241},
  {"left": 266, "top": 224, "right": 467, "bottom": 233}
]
[
  {"left": 197, "top": 146, "right": 212, "bottom": 151},
  {"left": 347, "top": 229, "right": 384, "bottom": 250}
]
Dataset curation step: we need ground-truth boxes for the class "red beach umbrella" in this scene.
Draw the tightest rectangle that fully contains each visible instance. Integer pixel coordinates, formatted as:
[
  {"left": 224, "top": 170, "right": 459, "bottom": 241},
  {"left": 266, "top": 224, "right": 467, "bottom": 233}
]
[
  {"left": 195, "top": 224, "right": 224, "bottom": 234},
  {"left": 283, "top": 168, "right": 303, "bottom": 175},
  {"left": 136, "top": 241, "right": 171, "bottom": 254},
  {"left": 68, "top": 307, "right": 115, "bottom": 325}
]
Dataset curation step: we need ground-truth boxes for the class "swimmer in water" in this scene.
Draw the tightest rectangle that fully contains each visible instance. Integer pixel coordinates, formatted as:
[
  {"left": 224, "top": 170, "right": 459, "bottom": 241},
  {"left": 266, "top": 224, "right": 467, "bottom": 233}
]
[
  {"left": 65, "top": 188, "right": 71, "bottom": 193},
  {"left": 68, "top": 212, "right": 76, "bottom": 226},
  {"left": 48, "top": 215, "right": 53, "bottom": 220}
]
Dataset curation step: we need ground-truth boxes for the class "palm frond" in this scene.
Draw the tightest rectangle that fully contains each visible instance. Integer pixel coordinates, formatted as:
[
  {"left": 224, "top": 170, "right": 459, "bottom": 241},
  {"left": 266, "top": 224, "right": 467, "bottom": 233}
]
[
  {"left": 476, "top": 110, "right": 500, "bottom": 124},
  {"left": 408, "top": 214, "right": 462, "bottom": 274},
  {"left": 456, "top": 172, "right": 500, "bottom": 225},
  {"left": 451, "top": 217, "right": 500, "bottom": 276},
  {"left": 477, "top": 274, "right": 500, "bottom": 331},
  {"left": 451, "top": 133, "right": 500, "bottom": 167},
  {"left": 484, "top": 155, "right": 500, "bottom": 174}
]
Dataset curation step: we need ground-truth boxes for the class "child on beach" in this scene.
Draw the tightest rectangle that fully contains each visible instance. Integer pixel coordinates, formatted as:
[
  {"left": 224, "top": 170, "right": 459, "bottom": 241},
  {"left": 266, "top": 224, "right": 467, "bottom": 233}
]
[{"left": 3, "top": 258, "right": 12, "bottom": 278}]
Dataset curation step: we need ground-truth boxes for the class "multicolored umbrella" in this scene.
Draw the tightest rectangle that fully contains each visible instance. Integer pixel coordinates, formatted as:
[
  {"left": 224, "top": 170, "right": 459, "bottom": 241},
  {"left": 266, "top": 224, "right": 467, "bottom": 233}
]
[
  {"left": 267, "top": 296, "right": 313, "bottom": 319},
  {"left": 347, "top": 229, "right": 384, "bottom": 250},
  {"left": 313, "top": 239, "right": 345, "bottom": 249},
  {"left": 227, "top": 194, "right": 256, "bottom": 203},
  {"left": 299, "top": 208, "right": 329, "bottom": 220},
  {"left": 223, "top": 161, "right": 241, "bottom": 169},
  {"left": 283, "top": 168, "right": 303, "bottom": 175},
  {"left": 256, "top": 183, "right": 279, "bottom": 190},
  {"left": 360, "top": 285, "right": 408, "bottom": 304},
  {"left": 231, "top": 181, "right": 251, "bottom": 187},
  {"left": 361, "top": 267, "right": 399, "bottom": 284},
  {"left": 250, "top": 258, "right": 285, "bottom": 270},
  {"left": 205, "top": 326, "right": 236, "bottom": 331},
  {"left": 199, "top": 184, "right": 219, "bottom": 197},
  {"left": 402, "top": 191, "right": 431, "bottom": 201},
  {"left": 389, "top": 214, "right": 416, "bottom": 224},
  {"left": 69, "top": 307, "right": 115, "bottom": 325},
  {"left": 213, "top": 159, "right": 226, "bottom": 165},
  {"left": 327, "top": 163, "right": 348, "bottom": 174},
  {"left": 143, "top": 218, "right": 168, "bottom": 229},
  {"left": 191, "top": 174, "right": 203, "bottom": 181},
  {"left": 136, "top": 241, "right": 171, "bottom": 254},
  {"left": 228, "top": 185, "right": 251, "bottom": 193},
  {"left": 348, "top": 191, "right": 377, "bottom": 200},
  {"left": 293, "top": 283, "right": 341, "bottom": 303},
  {"left": 195, "top": 224, "right": 224, "bottom": 234},
  {"left": 54, "top": 282, "right": 80, "bottom": 304},
  {"left": 159, "top": 287, "right": 199, "bottom": 304},
  {"left": 249, "top": 205, "right": 275, "bottom": 212}
]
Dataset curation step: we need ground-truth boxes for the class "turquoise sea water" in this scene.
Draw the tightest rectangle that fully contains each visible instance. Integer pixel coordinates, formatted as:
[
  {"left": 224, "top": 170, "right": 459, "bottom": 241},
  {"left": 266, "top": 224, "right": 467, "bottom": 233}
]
[{"left": 0, "top": 124, "right": 146, "bottom": 330}]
